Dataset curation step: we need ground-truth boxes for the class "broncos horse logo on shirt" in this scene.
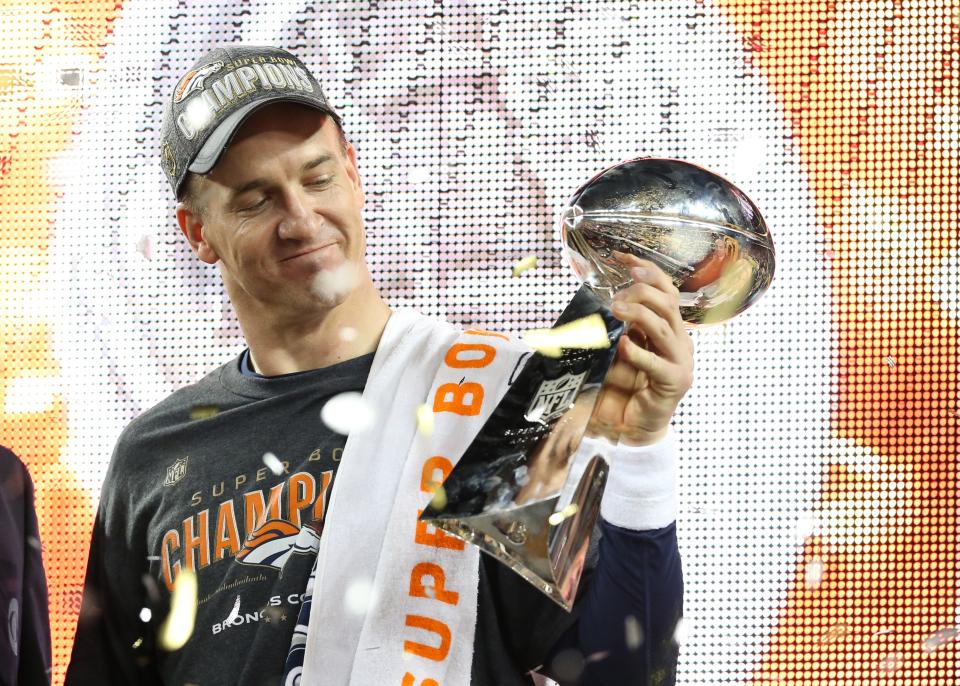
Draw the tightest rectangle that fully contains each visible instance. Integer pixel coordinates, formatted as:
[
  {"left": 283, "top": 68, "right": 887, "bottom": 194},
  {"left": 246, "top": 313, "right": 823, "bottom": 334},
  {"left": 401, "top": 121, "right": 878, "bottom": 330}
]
[{"left": 237, "top": 520, "right": 322, "bottom": 570}]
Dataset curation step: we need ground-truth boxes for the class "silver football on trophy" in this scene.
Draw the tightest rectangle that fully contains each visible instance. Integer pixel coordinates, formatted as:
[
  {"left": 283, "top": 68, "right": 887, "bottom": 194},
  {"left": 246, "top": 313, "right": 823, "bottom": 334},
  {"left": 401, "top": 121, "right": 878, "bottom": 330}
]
[{"left": 559, "top": 157, "right": 775, "bottom": 326}]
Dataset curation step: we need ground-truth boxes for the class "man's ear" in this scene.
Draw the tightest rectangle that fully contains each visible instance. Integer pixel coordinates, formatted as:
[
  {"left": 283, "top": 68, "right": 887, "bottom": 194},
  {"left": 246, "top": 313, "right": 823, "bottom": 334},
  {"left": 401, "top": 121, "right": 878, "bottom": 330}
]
[
  {"left": 176, "top": 203, "right": 220, "bottom": 264},
  {"left": 344, "top": 142, "right": 365, "bottom": 209}
]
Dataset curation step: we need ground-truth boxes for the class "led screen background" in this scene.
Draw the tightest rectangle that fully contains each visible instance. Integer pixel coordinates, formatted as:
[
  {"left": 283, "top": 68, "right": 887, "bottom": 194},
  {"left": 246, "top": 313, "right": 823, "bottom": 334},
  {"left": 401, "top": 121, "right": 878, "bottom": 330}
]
[{"left": 0, "top": 0, "right": 955, "bottom": 683}]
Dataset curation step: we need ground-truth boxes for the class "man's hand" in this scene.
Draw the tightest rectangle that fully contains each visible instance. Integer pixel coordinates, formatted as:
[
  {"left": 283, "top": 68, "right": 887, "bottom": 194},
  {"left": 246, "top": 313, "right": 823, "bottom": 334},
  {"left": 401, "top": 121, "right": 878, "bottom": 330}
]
[{"left": 588, "top": 251, "right": 695, "bottom": 446}]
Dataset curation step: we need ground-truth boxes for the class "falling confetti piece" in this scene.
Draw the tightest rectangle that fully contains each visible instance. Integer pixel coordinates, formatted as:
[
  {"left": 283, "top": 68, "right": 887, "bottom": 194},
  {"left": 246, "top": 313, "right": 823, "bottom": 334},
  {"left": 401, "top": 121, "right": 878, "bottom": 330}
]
[
  {"left": 876, "top": 651, "right": 902, "bottom": 674},
  {"left": 885, "top": 355, "right": 896, "bottom": 368},
  {"left": 548, "top": 503, "right": 580, "bottom": 526},
  {"left": 136, "top": 234, "right": 153, "bottom": 261},
  {"left": 339, "top": 326, "right": 358, "bottom": 342},
  {"left": 345, "top": 577, "right": 374, "bottom": 616},
  {"left": 262, "top": 452, "right": 284, "bottom": 476},
  {"left": 321, "top": 392, "right": 375, "bottom": 435},
  {"left": 224, "top": 595, "right": 241, "bottom": 626},
  {"left": 407, "top": 166, "right": 430, "bottom": 185},
  {"left": 585, "top": 650, "right": 610, "bottom": 664},
  {"left": 921, "top": 626, "right": 959, "bottom": 652},
  {"left": 158, "top": 569, "right": 197, "bottom": 651},
  {"left": 524, "top": 404, "right": 547, "bottom": 424},
  {"left": 550, "top": 648, "right": 585, "bottom": 682},
  {"left": 427, "top": 483, "right": 447, "bottom": 511},
  {"left": 511, "top": 255, "right": 538, "bottom": 277},
  {"left": 522, "top": 314, "right": 610, "bottom": 358},
  {"left": 139, "top": 607, "right": 152, "bottom": 623},
  {"left": 132, "top": 637, "right": 143, "bottom": 649},
  {"left": 672, "top": 617, "right": 688, "bottom": 646},
  {"left": 624, "top": 615, "right": 644, "bottom": 650},
  {"left": 817, "top": 622, "right": 851, "bottom": 644},
  {"left": 804, "top": 558, "right": 825, "bottom": 589},
  {"left": 189, "top": 405, "right": 220, "bottom": 420},
  {"left": 416, "top": 404, "right": 435, "bottom": 436},
  {"left": 873, "top": 627, "right": 895, "bottom": 636}
]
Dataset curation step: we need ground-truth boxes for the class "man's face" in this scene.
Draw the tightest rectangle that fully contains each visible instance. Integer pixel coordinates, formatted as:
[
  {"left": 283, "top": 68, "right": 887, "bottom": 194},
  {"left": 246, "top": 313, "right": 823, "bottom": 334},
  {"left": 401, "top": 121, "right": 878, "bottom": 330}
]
[{"left": 178, "top": 103, "right": 366, "bottom": 316}]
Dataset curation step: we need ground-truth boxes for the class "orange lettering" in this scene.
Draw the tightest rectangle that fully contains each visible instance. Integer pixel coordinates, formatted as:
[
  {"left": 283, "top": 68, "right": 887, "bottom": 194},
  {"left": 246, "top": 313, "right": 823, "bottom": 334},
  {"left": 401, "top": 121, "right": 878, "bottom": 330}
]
[
  {"left": 311, "top": 470, "right": 334, "bottom": 522},
  {"left": 410, "top": 562, "right": 459, "bottom": 605},
  {"left": 444, "top": 342, "right": 496, "bottom": 369},
  {"left": 160, "top": 529, "right": 181, "bottom": 591},
  {"left": 464, "top": 328, "right": 508, "bottom": 341},
  {"left": 404, "top": 615, "right": 451, "bottom": 661},
  {"left": 420, "top": 456, "right": 453, "bottom": 493},
  {"left": 213, "top": 499, "right": 241, "bottom": 562},
  {"left": 243, "top": 490, "right": 266, "bottom": 537},
  {"left": 401, "top": 675, "right": 439, "bottom": 686},
  {"left": 182, "top": 509, "right": 210, "bottom": 570},
  {"left": 433, "top": 382, "right": 483, "bottom": 416},
  {"left": 287, "top": 472, "right": 316, "bottom": 528},
  {"left": 415, "top": 514, "right": 465, "bottom": 551}
]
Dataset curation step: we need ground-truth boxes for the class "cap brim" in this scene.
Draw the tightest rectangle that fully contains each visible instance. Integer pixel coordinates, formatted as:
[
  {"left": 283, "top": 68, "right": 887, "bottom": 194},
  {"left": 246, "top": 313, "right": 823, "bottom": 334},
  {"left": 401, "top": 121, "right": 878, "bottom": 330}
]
[{"left": 188, "top": 97, "right": 337, "bottom": 175}]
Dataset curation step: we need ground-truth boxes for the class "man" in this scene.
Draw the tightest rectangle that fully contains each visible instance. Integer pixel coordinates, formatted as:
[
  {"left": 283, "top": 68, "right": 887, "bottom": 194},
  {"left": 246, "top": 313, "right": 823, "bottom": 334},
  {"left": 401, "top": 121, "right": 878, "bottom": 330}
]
[
  {"left": 0, "top": 446, "right": 51, "bottom": 685},
  {"left": 66, "top": 45, "right": 692, "bottom": 685}
]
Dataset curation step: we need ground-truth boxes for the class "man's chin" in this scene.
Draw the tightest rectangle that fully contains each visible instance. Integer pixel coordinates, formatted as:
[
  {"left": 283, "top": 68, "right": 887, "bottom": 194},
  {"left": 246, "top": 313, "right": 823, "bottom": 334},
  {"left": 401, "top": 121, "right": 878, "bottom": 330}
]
[{"left": 309, "top": 261, "right": 360, "bottom": 307}]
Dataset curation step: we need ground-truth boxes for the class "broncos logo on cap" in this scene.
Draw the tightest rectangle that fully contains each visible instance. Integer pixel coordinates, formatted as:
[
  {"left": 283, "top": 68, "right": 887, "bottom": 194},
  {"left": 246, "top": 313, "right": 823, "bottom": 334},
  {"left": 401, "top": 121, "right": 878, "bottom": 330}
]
[
  {"left": 236, "top": 519, "right": 322, "bottom": 570},
  {"left": 174, "top": 61, "right": 224, "bottom": 103}
]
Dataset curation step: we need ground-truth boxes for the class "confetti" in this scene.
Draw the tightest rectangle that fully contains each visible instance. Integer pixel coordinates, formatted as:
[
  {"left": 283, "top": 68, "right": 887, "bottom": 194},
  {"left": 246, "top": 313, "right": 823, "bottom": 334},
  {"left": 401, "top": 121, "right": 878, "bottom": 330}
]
[
  {"left": 339, "top": 326, "right": 358, "bottom": 342},
  {"left": 885, "top": 355, "right": 896, "bottom": 368},
  {"left": 524, "top": 404, "right": 547, "bottom": 424},
  {"left": 345, "top": 577, "right": 374, "bottom": 616},
  {"left": 158, "top": 569, "right": 197, "bottom": 651},
  {"left": 132, "top": 637, "right": 143, "bottom": 649},
  {"left": 585, "top": 650, "right": 610, "bottom": 664},
  {"left": 817, "top": 622, "right": 851, "bottom": 644},
  {"left": 672, "top": 617, "right": 689, "bottom": 646},
  {"left": 321, "top": 392, "right": 375, "bottom": 435},
  {"left": 416, "top": 404, "right": 435, "bottom": 436},
  {"left": 548, "top": 503, "right": 579, "bottom": 526},
  {"left": 804, "top": 558, "right": 825, "bottom": 589},
  {"left": 189, "top": 405, "right": 220, "bottom": 420},
  {"left": 511, "top": 255, "right": 538, "bottom": 277},
  {"left": 876, "top": 651, "right": 902, "bottom": 674},
  {"left": 427, "top": 483, "right": 447, "bottom": 511},
  {"left": 406, "top": 166, "right": 430, "bottom": 185},
  {"left": 921, "top": 626, "right": 959, "bottom": 653},
  {"left": 136, "top": 234, "right": 152, "bottom": 261},
  {"left": 522, "top": 314, "right": 610, "bottom": 358},
  {"left": 262, "top": 452, "right": 284, "bottom": 476},
  {"left": 139, "top": 607, "right": 152, "bottom": 623},
  {"left": 549, "top": 648, "right": 585, "bottom": 682},
  {"left": 624, "top": 615, "right": 644, "bottom": 650}
]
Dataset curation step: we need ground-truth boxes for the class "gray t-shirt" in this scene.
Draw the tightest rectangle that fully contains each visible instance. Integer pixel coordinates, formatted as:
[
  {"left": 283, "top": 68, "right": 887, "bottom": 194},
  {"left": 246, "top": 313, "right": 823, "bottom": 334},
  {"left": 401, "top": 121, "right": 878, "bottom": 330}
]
[{"left": 66, "top": 352, "right": 581, "bottom": 686}]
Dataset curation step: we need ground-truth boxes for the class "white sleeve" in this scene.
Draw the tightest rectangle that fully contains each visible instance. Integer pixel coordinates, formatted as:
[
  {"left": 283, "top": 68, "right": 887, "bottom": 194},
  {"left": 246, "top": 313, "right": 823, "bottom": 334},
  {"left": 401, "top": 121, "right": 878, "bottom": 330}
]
[{"left": 594, "top": 428, "right": 679, "bottom": 531}]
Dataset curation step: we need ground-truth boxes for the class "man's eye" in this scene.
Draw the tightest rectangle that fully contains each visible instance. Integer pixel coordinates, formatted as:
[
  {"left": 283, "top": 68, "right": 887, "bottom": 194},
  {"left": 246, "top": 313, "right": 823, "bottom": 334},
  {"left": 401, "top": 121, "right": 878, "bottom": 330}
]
[
  {"left": 238, "top": 197, "right": 267, "bottom": 213},
  {"left": 308, "top": 177, "right": 332, "bottom": 188}
]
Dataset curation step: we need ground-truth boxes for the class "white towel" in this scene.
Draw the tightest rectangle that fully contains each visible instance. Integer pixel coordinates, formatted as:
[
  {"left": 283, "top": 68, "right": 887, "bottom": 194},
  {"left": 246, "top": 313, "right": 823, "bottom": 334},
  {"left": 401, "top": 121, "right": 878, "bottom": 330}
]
[{"left": 300, "top": 309, "right": 527, "bottom": 685}]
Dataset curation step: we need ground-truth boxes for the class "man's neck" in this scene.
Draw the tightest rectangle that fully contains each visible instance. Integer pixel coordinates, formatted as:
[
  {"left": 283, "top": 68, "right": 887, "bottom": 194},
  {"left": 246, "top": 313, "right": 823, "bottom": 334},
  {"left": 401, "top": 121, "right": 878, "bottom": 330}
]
[{"left": 239, "top": 286, "right": 392, "bottom": 376}]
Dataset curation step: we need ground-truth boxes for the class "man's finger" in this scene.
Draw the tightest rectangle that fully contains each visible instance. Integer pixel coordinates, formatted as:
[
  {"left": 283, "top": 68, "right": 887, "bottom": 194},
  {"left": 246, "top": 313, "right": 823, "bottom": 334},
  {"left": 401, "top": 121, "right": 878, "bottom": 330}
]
[
  {"left": 614, "top": 334, "right": 686, "bottom": 390},
  {"left": 612, "top": 280, "right": 684, "bottom": 336},
  {"left": 610, "top": 301, "right": 686, "bottom": 365}
]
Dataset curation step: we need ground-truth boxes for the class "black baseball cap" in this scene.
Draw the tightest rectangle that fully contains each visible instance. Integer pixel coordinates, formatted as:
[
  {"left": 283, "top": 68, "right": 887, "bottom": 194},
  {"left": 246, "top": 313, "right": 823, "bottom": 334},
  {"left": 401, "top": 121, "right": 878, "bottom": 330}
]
[{"left": 160, "top": 45, "right": 342, "bottom": 198}]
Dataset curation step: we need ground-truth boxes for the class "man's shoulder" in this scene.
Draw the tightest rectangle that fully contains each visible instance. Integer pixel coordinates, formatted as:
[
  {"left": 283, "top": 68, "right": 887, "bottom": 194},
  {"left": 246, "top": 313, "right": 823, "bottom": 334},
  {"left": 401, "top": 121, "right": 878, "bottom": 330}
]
[{"left": 111, "top": 357, "right": 238, "bottom": 463}]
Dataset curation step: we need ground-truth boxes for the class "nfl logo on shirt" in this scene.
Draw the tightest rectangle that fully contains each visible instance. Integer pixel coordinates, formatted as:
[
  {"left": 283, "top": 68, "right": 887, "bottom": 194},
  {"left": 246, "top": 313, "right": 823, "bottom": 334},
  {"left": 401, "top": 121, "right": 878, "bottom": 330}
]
[{"left": 164, "top": 457, "right": 188, "bottom": 487}]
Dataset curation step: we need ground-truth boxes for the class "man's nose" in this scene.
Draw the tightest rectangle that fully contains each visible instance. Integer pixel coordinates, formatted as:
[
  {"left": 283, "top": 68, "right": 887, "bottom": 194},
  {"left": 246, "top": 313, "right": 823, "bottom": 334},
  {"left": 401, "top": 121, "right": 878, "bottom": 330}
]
[{"left": 277, "top": 192, "right": 321, "bottom": 240}]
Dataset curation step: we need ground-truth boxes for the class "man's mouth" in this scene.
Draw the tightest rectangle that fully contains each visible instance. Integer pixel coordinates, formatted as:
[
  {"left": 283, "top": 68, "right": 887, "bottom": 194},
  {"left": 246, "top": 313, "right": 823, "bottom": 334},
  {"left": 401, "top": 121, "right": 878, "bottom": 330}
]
[{"left": 281, "top": 241, "right": 338, "bottom": 262}]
